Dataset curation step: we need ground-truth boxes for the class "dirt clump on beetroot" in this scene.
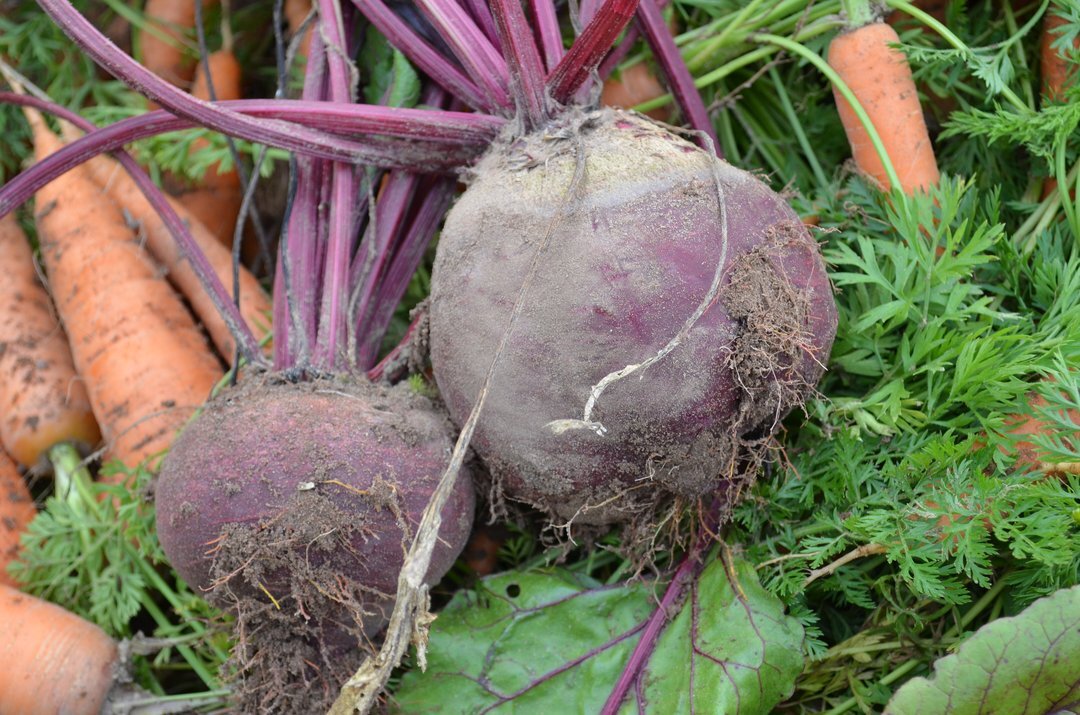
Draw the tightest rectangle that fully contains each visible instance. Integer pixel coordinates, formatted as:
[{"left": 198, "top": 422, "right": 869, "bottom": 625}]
[
  {"left": 154, "top": 373, "right": 474, "bottom": 713},
  {"left": 429, "top": 108, "right": 837, "bottom": 527}
]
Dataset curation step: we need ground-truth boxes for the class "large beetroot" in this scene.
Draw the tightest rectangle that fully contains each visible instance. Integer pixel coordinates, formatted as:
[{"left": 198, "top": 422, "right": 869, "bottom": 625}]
[{"left": 430, "top": 109, "right": 837, "bottom": 525}]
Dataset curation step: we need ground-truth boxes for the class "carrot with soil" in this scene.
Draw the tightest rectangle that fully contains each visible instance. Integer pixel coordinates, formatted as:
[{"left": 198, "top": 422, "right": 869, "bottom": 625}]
[
  {"left": 0, "top": 582, "right": 120, "bottom": 715},
  {"left": 0, "top": 212, "right": 100, "bottom": 469},
  {"left": 63, "top": 126, "right": 272, "bottom": 361},
  {"left": 0, "top": 450, "right": 34, "bottom": 588},
  {"left": 26, "top": 108, "right": 223, "bottom": 470},
  {"left": 827, "top": 0, "right": 939, "bottom": 194}
]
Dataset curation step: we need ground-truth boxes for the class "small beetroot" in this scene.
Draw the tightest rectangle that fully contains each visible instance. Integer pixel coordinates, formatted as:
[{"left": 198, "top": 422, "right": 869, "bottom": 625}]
[{"left": 155, "top": 374, "right": 474, "bottom": 712}]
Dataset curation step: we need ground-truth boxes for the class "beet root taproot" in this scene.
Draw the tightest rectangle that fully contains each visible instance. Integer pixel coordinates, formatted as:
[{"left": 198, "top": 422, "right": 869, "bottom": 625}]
[
  {"left": 154, "top": 374, "right": 474, "bottom": 711},
  {"left": 429, "top": 109, "right": 837, "bottom": 526}
]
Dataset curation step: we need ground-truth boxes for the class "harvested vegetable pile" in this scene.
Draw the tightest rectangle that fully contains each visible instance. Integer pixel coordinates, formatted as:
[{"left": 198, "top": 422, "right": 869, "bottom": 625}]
[{"left": 0, "top": 0, "right": 1077, "bottom": 713}]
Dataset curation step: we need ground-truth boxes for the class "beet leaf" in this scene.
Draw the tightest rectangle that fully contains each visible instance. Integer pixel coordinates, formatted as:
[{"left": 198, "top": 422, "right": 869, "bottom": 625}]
[
  {"left": 884, "top": 585, "right": 1080, "bottom": 715},
  {"left": 393, "top": 553, "right": 804, "bottom": 713}
]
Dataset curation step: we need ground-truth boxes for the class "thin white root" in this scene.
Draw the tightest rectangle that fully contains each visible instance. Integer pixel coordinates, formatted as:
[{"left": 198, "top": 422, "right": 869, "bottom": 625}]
[{"left": 547, "top": 134, "right": 731, "bottom": 436}]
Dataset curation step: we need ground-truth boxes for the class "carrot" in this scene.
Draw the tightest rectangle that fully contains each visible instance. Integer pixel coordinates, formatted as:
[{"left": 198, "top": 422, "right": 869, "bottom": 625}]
[
  {"left": 601, "top": 62, "right": 673, "bottom": 122},
  {"left": 0, "top": 450, "right": 35, "bottom": 588},
  {"left": 463, "top": 524, "right": 505, "bottom": 576},
  {"left": 0, "top": 582, "right": 119, "bottom": 714},
  {"left": 1007, "top": 388, "right": 1080, "bottom": 470},
  {"left": 175, "top": 49, "right": 245, "bottom": 247},
  {"left": 28, "top": 110, "right": 223, "bottom": 470},
  {"left": 1041, "top": 10, "right": 1079, "bottom": 102},
  {"left": 1039, "top": 9, "right": 1078, "bottom": 198},
  {"left": 60, "top": 128, "right": 272, "bottom": 361},
  {"left": 138, "top": 0, "right": 202, "bottom": 89},
  {"left": 827, "top": 12, "right": 940, "bottom": 194},
  {"left": 285, "top": 0, "right": 314, "bottom": 59},
  {"left": 0, "top": 214, "right": 101, "bottom": 469}
]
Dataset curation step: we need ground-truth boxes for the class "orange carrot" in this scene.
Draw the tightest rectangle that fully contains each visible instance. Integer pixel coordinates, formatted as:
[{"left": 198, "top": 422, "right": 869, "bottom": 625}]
[
  {"left": 0, "top": 214, "right": 101, "bottom": 468},
  {"left": 0, "top": 582, "right": 119, "bottom": 714},
  {"left": 1041, "top": 10, "right": 1079, "bottom": 102},
  {"left": 1007, "top": 388, "right": 1080, "bottom": 469},
  {"left": 175, "top": 49, "right": 245, "bottom": 246},
  {"left": 828, "top": 21, "right": 940, "bottom": 194},
  {"left": 139, "top": 0, "right": 203, "bottom": 89},
  {"left": 62, "top": 132, "right": 272, "bottom": 361},
  {"left": 463, "top": 525, "right": 505, "bottom": 576},
  {"left": 285, "top": 0, "right": 314, "bottom": 59},
  {"left": 28, "top": 110, "right": 223, "bottom": 470},
  {"left": 1039, "top": 9, "right": 1078, "bottom": 198},
  {"left": 0, "top": 450, "right": 35, "bottom": 588},
  {"left": 601, "top": 63, "right": 673, "bottom": 122}
]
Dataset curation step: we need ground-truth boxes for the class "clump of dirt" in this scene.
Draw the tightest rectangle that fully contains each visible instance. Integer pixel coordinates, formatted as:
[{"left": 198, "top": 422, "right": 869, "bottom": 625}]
[
  {"left": 645, "top": 222, "right": 823, "bottom": 518},
  {"left": 208, "top": 488, "right": 396, "bottom": 713},
  {"left": 721, "top": 224, "right": 819, "bottom": 438}
]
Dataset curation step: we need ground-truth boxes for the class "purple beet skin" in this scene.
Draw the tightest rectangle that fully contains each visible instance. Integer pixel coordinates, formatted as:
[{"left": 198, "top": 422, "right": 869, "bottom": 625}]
[
  {"left": 429, "top": 109, "right": 837, "bottom": 524},
  {"left": 155, "top": 376, "right": 474, "bottom": 636}
]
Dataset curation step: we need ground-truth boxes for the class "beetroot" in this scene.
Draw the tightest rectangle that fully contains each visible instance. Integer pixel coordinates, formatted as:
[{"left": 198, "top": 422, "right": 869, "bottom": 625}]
[
  {"left": 154, "top": 375, "right": 474, "bottom": 710},
  {"left": 429, "top": 109, "right": 837, "bottom": 525}
]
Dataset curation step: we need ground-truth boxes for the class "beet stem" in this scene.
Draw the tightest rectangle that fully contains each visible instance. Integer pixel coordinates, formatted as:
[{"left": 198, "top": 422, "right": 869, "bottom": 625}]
[
  {"left": 0, "top": 98, "right": 494, "bottom": 218},
  {"left": 314, "top": 0, "right": 362, "bottom": 370},
  {"left": 635, "top": 0, "right": 720, "bottom": 154},
  {"left": 350, "top": 0, "right": 494, "bottom": 112},
  {"left": 0, "top": 91, "right": 266, "bottom": 366},
  {"left": 365, "top": 305, "right": 426, "bottom": 383},
  {"left": 279, "top": 32, "right": 332, "bottom": 367},
  {"left": 35, "top": 0, "right": 392, "bottom": 162},
  {"left": 600, "top": 547, "right": 706, "bottom": 714},
  {"left": 547, "top": 0, "right": 640, "bottom": 105},
  {"left": 415, "top": 0, "right": 512, "bottom": 111},
  {"left": 284, "top": 161, "right": 324, "bottom": 367},
  {"left": 459, "top": 0, "right": 499, "bottom": 45},
  {"left": 578, "top": 0, "right": 603, "bottom": 28},
  {"left": 348, "top": 83, "right": 446, "bottom": 368},
  {"left": 490, "top": 0, "right": 550, "bottom": 129},
  {"left": 596, "top": 0, "right": 670, "bottom": 79},
  {"left": 529, "top": 0, "right": 565, "bottom": 72},
  {"left": 273, "top": 156, "right": 310, "bottom": 370},
  {"left": 358, "top": 177, "right": 456, "bottom": 368},
  {"left": 350, "top": 171, "right": 418, "bottom": 289},
  {"left": 349, "top": 171, "right": 421, "bottom": 362}
]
